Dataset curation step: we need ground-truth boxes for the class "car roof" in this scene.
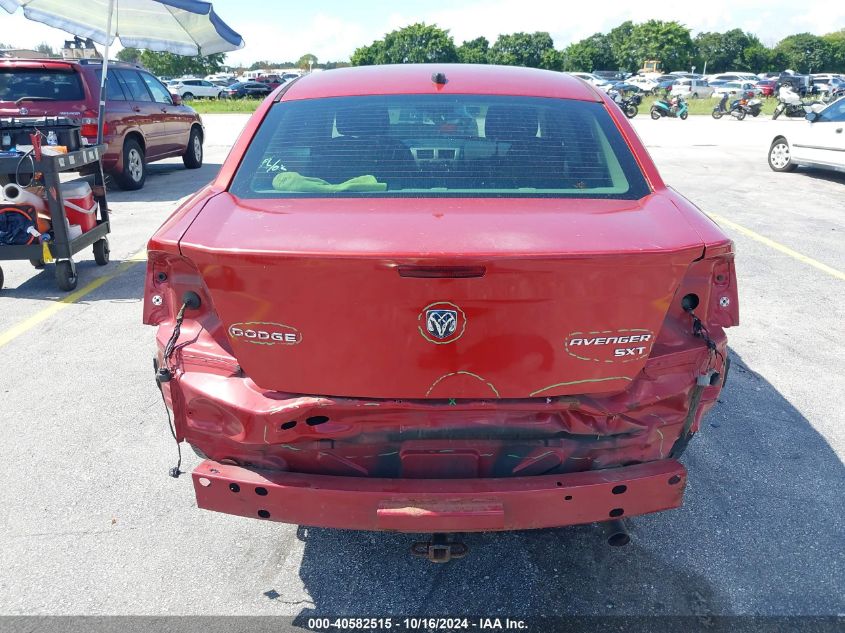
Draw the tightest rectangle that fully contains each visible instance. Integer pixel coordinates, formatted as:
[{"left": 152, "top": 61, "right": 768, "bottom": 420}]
[
  {"left": 0, "top": 58, "right": 141, "bottom": 72},
  {"left": 281, "top": 64, "right": 603, "bottom": 102}
]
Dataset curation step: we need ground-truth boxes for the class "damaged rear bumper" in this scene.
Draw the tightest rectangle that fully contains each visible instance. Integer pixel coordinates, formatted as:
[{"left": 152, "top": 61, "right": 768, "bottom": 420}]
[{"left": 192, "top": 458, "right": 687, "bottom": 532}]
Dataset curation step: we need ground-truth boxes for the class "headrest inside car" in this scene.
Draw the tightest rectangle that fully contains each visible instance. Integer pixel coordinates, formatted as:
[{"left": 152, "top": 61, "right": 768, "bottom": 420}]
[
  {"left": 484, "top": 105, "right": 539, "bottom": 141},
  {"left": 335, "top": 108, "right": 388, "bottom": 137}
]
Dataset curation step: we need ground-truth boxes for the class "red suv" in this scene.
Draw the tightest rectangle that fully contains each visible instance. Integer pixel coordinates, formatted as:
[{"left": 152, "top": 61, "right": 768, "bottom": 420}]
[{"left": 0, "top": 58, "right": 204, "bottom": 190}]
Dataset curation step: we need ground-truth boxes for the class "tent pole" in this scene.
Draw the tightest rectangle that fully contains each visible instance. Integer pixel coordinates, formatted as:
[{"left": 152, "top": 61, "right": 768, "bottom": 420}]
[{"left": 97, "top": 0, "right": 115, "bottom": 145}]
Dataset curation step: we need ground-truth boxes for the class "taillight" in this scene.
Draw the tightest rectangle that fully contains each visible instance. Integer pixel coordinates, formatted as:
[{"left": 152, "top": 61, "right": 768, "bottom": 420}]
[
  {"left": 80, "top": 110, "right": 107, "bottom": 139},
  {"left": 706, "top": 253, "right": 739, "bottom": 328},
  {"left": 143, "top": 251, "right": 206, "bottom": 326},
  {"left": 676, "top": 247, "right": 739, "bottom": 329},
  {"left": 656, "top": 244, "right": 739, "bottom": 349}
]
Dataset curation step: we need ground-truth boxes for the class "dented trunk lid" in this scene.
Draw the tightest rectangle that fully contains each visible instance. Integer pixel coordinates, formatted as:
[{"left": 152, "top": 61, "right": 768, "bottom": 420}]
[{"left": 179, "top": 193, "right": 703, "bottom": 399}]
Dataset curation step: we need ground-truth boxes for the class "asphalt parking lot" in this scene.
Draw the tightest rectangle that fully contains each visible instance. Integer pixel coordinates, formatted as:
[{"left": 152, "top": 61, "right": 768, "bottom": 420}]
[{"left": 0, "top": 113, "right": 843, "bottom": 618}]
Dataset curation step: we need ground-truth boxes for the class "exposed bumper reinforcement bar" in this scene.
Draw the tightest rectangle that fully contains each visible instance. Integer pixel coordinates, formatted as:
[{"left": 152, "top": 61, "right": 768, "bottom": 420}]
[{"left": 192, "top": 459, "right": 687, "bottom": 532}]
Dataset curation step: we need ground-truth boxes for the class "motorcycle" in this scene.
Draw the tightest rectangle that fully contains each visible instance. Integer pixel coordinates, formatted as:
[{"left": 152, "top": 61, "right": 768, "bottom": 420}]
[
  {"left": 772, "top": 85, "right": 825, "bottom": 120},
  {"left": 650, "top": 96, "right": 688, "bottom": 120},
  {"left": 610, "top": 90, "right": 642, "bottom": 119}
]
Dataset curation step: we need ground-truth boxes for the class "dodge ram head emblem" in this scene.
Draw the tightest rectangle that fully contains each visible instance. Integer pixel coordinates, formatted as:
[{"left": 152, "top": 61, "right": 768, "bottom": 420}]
[
  {"left": 418, "top": 301, "right": 466, "bottom": 344},
  {"left": 427, "top": 309, "right": 457, "bottom": 339}
]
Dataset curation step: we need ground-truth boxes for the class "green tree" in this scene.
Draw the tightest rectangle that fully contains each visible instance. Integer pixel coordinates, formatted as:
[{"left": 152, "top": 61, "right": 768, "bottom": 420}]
[
  {"left": 138, "top": 51, "right": 226, "bottom": 77},
  {"left": 563, "top": 33, "right": 614, "bottom": 72},
  {"left": 694, "top": 29, "right": 761, "bottom": 72},
  {"left": 457, "top": 36, "right": 489, "bottom": 64},
  {"left": 35, "top": 42, "right": 57, "bottom": 58},
  {"left": 823, "top": 29, "right": 845, "bottom": 72},
  {"left": 116, "top": 47, "right": 141, "bottom": 64},
  {"left": 627, "top": 20, "right": 694, "bottom": 72},
  {"left": 383, "top": 23, "right": 457, "bottom": 64},
  {"left": 608, "top": 21, "right": 636, "bottom": 72},
  {"left": 740, "top": 43, "right": 774, "bottom": 72},
  {"left": 249, "top": 60, "right": 269, "bottom": 71},
  {"left": 351, "top": 40, "right": 385, "bottom": 66},
  {"left": 351, "top": 23, "right": 458, "bottom": 65},
  {"left": 692, "top": 31, "right": 724, "bottom": 71},
  {"left": 489, "top": 32, "right": 556, "bottom": 68},
  {"left": 297, "top": 53, "right": 318, "bottom": 71},
  {"left": 540, "top": 48, "right": 564, "bottom": 71},
  {"left": 774, "top": 33, "right": 832, "bottom": 73}
]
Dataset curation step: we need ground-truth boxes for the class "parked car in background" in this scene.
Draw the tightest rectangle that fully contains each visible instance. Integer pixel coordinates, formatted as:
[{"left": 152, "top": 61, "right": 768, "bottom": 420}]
[
  {"left": 811, "top": 74, "right": 844, "bottom": 93},
  {"left": 755, "top": 79, "right": 778, "bottom": 97},
  {"left": 777, "top": 73, "right": 813, "bottom": 97},
  {"left": 713, "top": 81, "right": 759, "bottom": 99},
  {"left": 627, "top": 75, "right": 659, "bottom": 93},
  {"left": 569, "top": 72, "right": 611, "bottom": 90},
  {"left": 769, "top": 97, "right": 845, "bottom": 174},
  {"left": 168, "top": 78, "right": 227, "bottom": 100},
  {"left": 669, "top": 72, "right": 701, "bottom": 79},
  {"left": 205, "top": 73, "right": 236, "bottom": 83},
  {"left": 654, "top": 75, "right": 679, "bottom": 91},
  {"left": 607, "top": 82, "right": 649, "bottom": 96},
  {"left": 0, "top": 58, "right": 203, "bottom": 190},
  {"left": 709, "top": 72, "right": 759, "bottom": 84},
  {"left": 222, "top": 81, "right": 273, "bottom": 99},
  {"left": 256, "top": 74, "right": 283, "bottom": 90},
  {"left": 593, "top": 70, "right": 627, "bottom": 82},
  {"left": 671, "top": 78, "right": 714, "bottom": 99}
]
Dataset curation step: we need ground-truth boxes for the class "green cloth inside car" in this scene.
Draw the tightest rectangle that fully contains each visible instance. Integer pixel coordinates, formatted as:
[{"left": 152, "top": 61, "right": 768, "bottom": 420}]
[{"left": 272, "top": 171, "right": 387, "bottom": 193}]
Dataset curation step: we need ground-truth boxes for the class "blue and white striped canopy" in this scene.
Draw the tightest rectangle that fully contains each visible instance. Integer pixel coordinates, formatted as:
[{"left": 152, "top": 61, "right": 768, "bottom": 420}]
[{"left": 0, "top": 0, "right": 244, "bottom": 55}]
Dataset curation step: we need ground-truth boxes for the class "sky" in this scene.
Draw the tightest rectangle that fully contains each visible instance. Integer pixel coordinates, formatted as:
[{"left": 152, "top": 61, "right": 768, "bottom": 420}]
[{"left": 0, "top": 0, "right": 842, "bottom": 66}]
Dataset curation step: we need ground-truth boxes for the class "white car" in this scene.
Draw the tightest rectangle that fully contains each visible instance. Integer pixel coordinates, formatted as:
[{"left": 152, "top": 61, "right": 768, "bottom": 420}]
[
  {"left": 768, "top": 97, "right": 845, "bottom": 174},
  {"left": 713, "top": 81, "right": 759, "bottom": 98},
  {"left": 708, "top": 72, "right": 759, "bottom": 83},
  {"left": 626, "top": 75, "right": 659, "bottom": 93},
  {"left": 811, "top": 74, "right": 844, "bottom": 93},
  {"left": 168, "top": 78, "right": 227, "bottom": 100},
  {"left": 671, "top": 78, "right": 714, "bottom": 99},
  {"left": 569, "top": 72, "right": 611, "bottom": 90}
]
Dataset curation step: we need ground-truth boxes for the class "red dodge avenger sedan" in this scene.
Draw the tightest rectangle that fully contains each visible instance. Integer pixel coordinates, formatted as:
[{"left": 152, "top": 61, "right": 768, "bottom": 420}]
[{"left": 144, "top": 65, "right": 738, "bottom": 550}]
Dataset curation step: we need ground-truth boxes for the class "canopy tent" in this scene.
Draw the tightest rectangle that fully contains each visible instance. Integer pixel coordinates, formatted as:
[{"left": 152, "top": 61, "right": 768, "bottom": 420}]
[{"left": 1, "top": 0, "right": 244, "bottom": 142}]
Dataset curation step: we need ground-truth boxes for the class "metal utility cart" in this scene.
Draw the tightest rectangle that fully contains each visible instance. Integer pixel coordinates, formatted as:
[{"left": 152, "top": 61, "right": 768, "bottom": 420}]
[{"left": 0, "top": 144, "right": 110, "bottom": 291}]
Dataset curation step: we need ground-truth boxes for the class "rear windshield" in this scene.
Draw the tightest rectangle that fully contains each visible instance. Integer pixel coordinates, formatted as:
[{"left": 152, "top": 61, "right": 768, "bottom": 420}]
[
  {"left": 0, "top": 68, "right": 85, "bottom": 102},
  {"left": 230, "top": 95, "right": 651, "bottom": 199}
]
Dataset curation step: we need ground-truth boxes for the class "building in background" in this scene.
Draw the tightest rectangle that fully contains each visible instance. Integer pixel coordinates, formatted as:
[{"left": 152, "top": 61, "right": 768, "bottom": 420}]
[{"left": 0, "top": 48, "right": 50, "bottom": 59}]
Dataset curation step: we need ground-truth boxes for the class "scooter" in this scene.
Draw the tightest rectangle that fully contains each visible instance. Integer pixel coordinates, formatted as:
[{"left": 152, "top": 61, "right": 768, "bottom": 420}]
[
  {"left": 744, "top": 97, "right": 763, "bottom": 117},
  {"left": 712, "top": 93, "right": 744, "bottom": 119},
  {"left": 712, "top": 93, "right": 762, "bottom": 120},
  {"left": 650, "top": 95, "right": 688, "bottom": 120}
]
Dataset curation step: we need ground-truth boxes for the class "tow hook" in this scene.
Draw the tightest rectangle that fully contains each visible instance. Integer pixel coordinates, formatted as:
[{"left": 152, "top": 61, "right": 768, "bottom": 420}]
[{"left": 411, "top": 533, "right": 468, "bottom": 563}]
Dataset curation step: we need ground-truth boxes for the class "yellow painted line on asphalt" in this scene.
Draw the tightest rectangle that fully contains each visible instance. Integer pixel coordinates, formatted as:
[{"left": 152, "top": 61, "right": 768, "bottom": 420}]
[
  {"left": 0, "top": 249, "right": 147, "bottom": 350},
  {"left": 709, "top": 213, "right": 845, "bottom": 282}
]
